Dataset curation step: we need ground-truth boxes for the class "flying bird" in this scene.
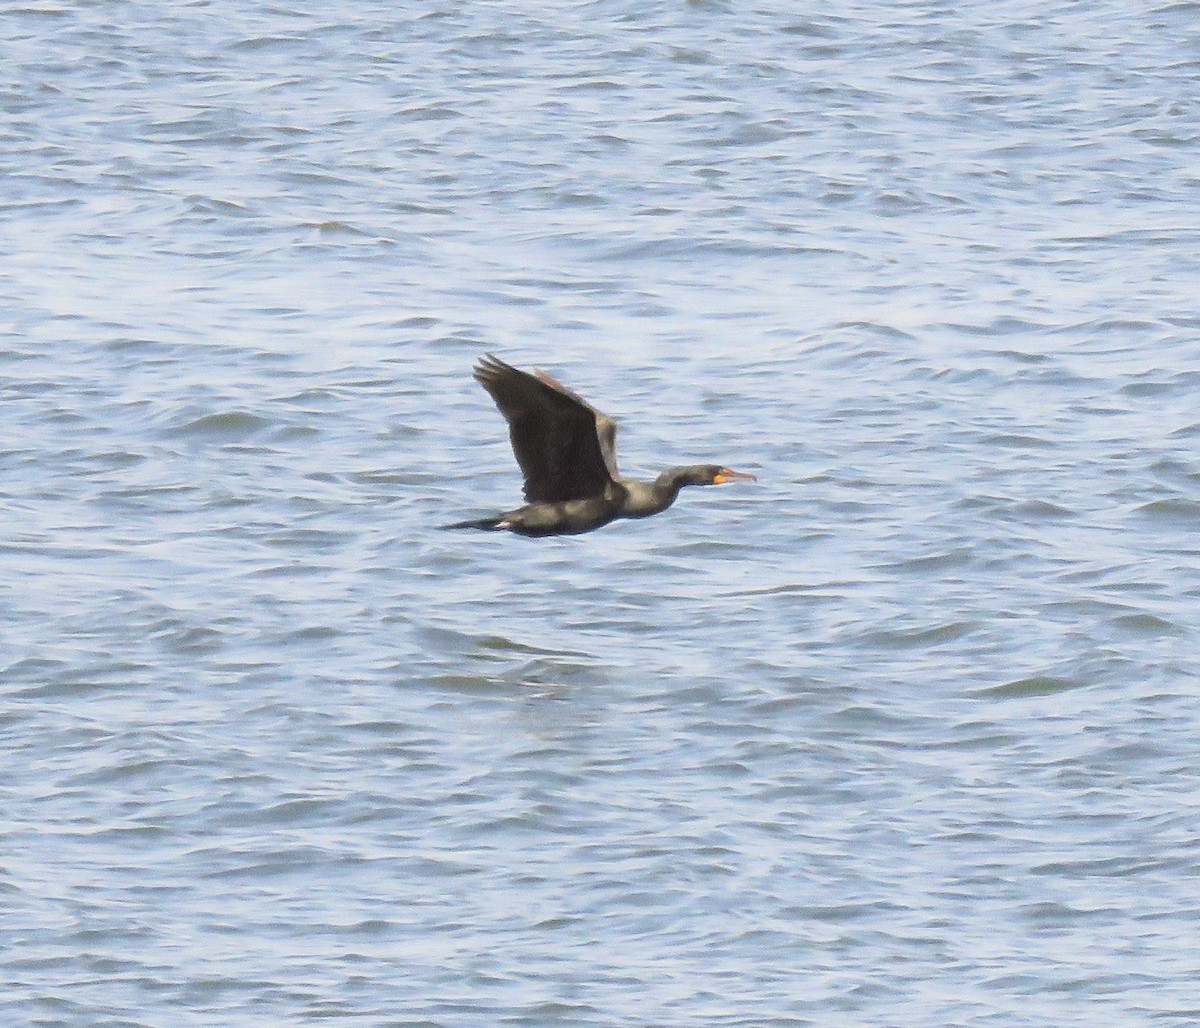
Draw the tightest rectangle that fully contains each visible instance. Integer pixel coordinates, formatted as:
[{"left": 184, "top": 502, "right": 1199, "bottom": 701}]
[{"left": 443, "top": 355, "right": 755, "bottom": 537}]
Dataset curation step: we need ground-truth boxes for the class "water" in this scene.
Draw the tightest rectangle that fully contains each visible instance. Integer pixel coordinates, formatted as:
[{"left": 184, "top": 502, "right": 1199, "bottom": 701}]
[{"left": 4, "top": 1, "right": 1200, "bottom": 1024}]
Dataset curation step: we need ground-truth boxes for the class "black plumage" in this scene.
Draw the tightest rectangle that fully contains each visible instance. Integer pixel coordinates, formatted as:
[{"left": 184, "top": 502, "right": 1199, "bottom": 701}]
[
  {"left": 472, "top": 355, "right": 613, "bottom": 503},
  {"left": 444, "top": 355, "right": 755, "bottom": 537}
]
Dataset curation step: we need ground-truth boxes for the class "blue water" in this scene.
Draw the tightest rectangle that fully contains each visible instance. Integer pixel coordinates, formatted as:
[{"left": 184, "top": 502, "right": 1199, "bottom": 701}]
[{"left": 4, "top": 2, "right": 1200, "bottom": 1024}]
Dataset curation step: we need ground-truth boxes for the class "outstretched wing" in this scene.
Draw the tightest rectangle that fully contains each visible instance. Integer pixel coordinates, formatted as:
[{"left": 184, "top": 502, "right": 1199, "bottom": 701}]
[
  {"left": 532, "top": 366, "right": 621, "bottom": 481},
  {"left": 473, "top": 355, "right": 617, "bottom": 502}
]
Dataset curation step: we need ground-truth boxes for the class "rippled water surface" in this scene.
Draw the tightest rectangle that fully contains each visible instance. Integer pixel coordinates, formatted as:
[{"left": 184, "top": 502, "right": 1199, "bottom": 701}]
[{"left": 4, "top": 1, "right": 1200, "bottom": 1024}]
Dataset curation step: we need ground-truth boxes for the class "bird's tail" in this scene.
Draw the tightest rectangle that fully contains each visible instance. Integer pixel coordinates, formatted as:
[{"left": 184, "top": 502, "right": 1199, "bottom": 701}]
[{"left": 439, "top": 515, "right": 507, "bottom": 531}]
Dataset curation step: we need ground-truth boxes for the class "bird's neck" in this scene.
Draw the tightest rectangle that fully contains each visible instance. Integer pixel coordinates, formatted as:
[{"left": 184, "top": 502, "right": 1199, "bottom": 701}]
[{"left": 619, "top": 470, "right": 689, "bottom": 518}]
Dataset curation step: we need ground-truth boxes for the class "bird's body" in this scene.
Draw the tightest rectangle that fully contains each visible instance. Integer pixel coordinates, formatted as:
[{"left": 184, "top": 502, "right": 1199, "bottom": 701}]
[
  {"left": 448, "top": 492, "right": 625, "bottom": 537},
  {"left": 444, "top": 355, "right": 754, "bottom": 537}
]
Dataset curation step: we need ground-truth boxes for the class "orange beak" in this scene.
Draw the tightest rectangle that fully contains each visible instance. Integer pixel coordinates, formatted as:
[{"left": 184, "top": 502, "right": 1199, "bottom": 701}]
[{"left": 713, "top": 468, "right": 756, "bottom": 485}]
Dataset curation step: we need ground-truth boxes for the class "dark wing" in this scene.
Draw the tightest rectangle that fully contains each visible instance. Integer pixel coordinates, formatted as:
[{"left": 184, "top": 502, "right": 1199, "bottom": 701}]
[
  {"left": 532, "top": 367, "right": 621, "bottom": 481},
  {"left": 473, "top": 355, "right": 617, "bottom": 502}
]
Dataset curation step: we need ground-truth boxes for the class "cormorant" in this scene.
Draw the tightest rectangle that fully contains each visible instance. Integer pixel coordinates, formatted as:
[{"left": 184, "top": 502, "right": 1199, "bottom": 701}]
[{"left": 443, "top": 355, "right": 755, "bottom": 537}]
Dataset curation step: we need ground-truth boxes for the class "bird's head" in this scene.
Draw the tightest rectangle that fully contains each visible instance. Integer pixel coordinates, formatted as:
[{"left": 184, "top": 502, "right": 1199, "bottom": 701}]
[{"left": 679, "top": 464, "right": 758, "bottom": 487}]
